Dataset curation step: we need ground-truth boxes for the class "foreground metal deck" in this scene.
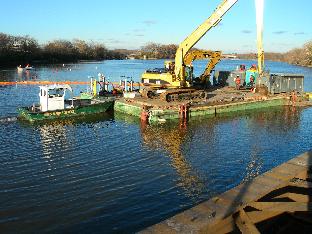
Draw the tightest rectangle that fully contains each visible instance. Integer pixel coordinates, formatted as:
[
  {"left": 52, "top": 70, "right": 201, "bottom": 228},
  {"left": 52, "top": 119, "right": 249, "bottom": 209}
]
[{"left": 141, "top": 151, "right": 312, "bottom": 233}]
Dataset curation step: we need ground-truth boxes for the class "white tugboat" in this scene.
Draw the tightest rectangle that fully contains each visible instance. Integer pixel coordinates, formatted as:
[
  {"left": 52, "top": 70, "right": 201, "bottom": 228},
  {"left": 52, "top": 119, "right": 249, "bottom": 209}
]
[{"left": 18, "top": 82, "right": 114, "bottom": 122}]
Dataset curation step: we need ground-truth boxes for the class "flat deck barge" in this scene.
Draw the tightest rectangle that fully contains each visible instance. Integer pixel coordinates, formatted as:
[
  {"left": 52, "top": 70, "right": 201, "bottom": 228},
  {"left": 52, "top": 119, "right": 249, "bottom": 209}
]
[{"left": 115, "top": 88, "right": 308, "bottom": 123}]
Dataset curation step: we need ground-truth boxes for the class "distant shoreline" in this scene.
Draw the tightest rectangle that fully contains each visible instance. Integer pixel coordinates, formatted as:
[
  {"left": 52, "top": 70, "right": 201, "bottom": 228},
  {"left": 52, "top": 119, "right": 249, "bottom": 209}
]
[
  {"left": 0, "top": 58, "right": 126, "bottom": 69},
  {"left": 2, "top": 57, "right": 312, "bottom": 70},
  {"left": 0, "top": 32, "right": 127, "bottom": 69}
]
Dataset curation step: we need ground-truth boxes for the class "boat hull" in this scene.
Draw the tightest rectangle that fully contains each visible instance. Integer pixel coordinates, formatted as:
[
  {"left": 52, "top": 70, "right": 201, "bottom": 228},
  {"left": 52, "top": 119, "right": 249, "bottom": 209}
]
[{"left": 18, "top": 99, "right": 114, "bottom": 122}]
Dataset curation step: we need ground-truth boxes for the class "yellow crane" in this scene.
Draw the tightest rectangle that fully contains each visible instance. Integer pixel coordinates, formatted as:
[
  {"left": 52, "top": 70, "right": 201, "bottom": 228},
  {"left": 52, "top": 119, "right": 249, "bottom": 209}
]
[
  {"left": 141, "top": 0, "right": 239, "bottom": 101},
  {"left": 255, "top": 0, "right": 264, "bottom": 77}
]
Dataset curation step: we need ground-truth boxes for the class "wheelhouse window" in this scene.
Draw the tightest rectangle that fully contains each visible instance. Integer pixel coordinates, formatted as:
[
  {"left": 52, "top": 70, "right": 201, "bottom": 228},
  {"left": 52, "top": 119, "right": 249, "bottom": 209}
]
[{"left": 48, "top": 88, "right": 64, "bottom": 98}]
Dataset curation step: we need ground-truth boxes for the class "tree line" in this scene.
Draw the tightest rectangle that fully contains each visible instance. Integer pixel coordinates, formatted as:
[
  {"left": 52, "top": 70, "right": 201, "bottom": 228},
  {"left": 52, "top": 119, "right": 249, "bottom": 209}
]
[
  {"left": 1, "top": 32, "right": 311, "bottom": 67},
  {"left": 138, "top": 43, "right": 178, "bottom": 59},
  {"left": 138, "top": 41, "right": 312, "bottom": 67},
  {"left": 0, "top": 33, "right": 125, "bottom": 67},
  {"left": 283, "top": 41, "right": 312, "bottom": 67},
  {"left": 238, "top": 41, "right": 312, "bottom": 67},
  {"left": 227, "top": 42, "right": 312, "bottom": 67}
]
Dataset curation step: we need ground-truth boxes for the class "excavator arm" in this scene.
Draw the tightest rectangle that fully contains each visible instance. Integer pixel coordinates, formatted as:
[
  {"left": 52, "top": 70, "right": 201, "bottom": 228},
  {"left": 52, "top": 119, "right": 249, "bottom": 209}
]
[
  {"left": 184, "top": 50, "right": 222, "bottom": 84},
  {"left": 184, "top": 50, "right": 222, "bottom": 65},
  {"left": 174, "top": 0, "right": 238, "bottom": 84}
]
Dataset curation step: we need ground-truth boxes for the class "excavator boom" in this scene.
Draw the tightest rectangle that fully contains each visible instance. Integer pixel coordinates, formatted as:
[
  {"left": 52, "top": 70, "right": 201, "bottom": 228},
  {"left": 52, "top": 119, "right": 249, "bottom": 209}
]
[{"left": 174, "top": 0, "right": 238, "bottom": 83}]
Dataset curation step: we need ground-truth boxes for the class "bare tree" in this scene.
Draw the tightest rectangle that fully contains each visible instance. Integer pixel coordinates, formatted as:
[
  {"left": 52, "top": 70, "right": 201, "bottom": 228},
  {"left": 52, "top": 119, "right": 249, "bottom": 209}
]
[{"left": 303, "top": 41, "right": 312, "bottom": 66}]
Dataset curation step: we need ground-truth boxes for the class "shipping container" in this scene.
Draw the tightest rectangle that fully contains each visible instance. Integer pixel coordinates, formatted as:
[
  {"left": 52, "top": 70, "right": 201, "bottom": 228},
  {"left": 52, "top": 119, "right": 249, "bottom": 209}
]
[{"left": 269, "top": 73, "right": 304, "bottom": 94}]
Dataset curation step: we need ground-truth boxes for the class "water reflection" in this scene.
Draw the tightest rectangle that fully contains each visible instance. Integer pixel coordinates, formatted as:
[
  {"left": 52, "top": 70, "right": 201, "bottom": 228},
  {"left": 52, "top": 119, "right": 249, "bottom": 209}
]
[
  {"left": 141, "top": 121, "right": 205, "bottom": 198},
  {"left": 38, "top": 121, "right": 71, "bottom": 159},
  {"left": 30, "top": 114, "right": 112, "bottom": 155},
  {"left": 0, "top": 67, "right": 40, "bottom": 82},
  {"left": 115, "top": 106, "right": 305, "bottom": 199},
  {"left": 246, "top": 106, "right": 301, "bottom": 133},
  {"left": 0, "top": 69, "right": 17, "bottom": 82},
  {"left": 242, "top": 145, "right": 263, "bottom": 183},
  {"left": 17, "top": 69, "right": 39, "bottom": 81},
  {"left": 114, "top": 112, "right": 205, "bottom": 198},
  {"left": 34, "top": 114, "right": 113, "bottom": 177}
]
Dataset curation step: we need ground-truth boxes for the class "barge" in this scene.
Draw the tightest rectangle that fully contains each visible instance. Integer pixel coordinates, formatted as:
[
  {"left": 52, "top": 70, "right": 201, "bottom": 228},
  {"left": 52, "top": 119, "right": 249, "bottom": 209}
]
[{"left": 114, "top": 86, "right": 308, "bottom": 123}]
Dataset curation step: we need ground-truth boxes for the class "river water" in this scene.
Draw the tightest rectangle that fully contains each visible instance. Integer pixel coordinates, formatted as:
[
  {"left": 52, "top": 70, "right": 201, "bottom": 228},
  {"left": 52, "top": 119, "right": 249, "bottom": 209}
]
[{"left": 0, "top": 60, "right": 312, "bottom": 233}]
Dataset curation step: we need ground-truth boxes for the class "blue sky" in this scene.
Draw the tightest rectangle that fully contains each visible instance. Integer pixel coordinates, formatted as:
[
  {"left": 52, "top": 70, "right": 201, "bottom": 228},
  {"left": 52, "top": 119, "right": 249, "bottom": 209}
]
[{"left": 1, "top": 0, "right": 311, "bottom": 53}]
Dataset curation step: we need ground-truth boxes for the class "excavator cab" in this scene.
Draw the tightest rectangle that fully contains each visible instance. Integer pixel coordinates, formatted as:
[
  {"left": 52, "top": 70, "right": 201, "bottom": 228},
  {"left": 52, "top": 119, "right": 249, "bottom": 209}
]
[
  {"left": 165, "top": 61, "right": 193, "bottom": 85},
  {"left": 164, "top": 61, "right": 175, "bottom": 72},
  {"left": 185, "top": 65, "right": 194, "bottom": 85}
]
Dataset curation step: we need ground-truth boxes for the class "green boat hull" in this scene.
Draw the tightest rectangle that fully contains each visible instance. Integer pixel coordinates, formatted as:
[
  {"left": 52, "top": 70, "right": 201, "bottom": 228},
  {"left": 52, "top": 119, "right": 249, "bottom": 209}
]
[{"left": 18, "top": 99, "right": 114, "bottom": 122}]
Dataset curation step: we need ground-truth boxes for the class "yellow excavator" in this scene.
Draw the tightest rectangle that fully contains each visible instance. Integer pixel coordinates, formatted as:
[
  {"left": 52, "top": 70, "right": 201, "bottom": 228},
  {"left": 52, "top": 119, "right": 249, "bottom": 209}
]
[
  {"left": 141, "top": 0, "right": 239, "bottom": 101},
  {"left": 141, "top": 0, "right": 265, "bottom": 101}
]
